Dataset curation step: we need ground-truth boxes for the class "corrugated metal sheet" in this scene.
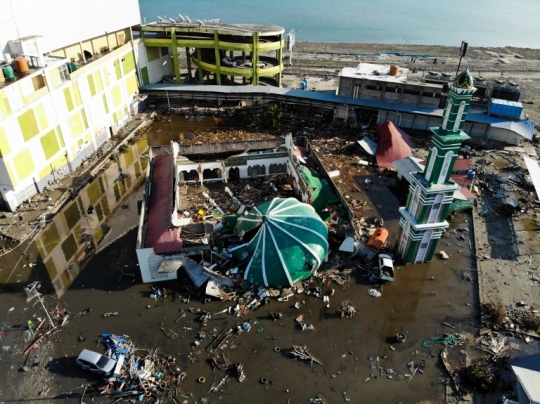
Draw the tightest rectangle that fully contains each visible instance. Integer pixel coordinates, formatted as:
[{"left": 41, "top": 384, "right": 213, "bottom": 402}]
[
  {"left": 145, "top": 155, "right": 182, "bottom": 253},
  {"left": 491, "top": 121, "right": 534, "bottom": 140},
  {"left": 512, "top": 366, "right": 540, "bottom": 403},
  {"left": 523, "top": 155, "right": 540, "bottom": 202},
  {"left": 393, "top": 156, "right": 424, "bottom": 183},
  {"left": 177, "top": 256, "right": 209, "bottom": 288}
]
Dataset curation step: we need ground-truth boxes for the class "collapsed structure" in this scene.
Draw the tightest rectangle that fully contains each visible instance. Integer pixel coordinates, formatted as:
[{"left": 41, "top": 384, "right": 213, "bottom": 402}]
[{"left": 135, "top": 135, "right": 344, "bottom": 289}]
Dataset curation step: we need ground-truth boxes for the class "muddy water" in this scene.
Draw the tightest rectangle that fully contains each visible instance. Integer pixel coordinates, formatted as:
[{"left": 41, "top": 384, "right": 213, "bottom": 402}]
[
  {"left": 47, "top": 216, "right": 476, "bottom": 404},
  {"left": 0, "top": 116, "right": 477, "bottom": 403},
  {"left": 148, "top": 116, "right": 221, "bottom": 145}
]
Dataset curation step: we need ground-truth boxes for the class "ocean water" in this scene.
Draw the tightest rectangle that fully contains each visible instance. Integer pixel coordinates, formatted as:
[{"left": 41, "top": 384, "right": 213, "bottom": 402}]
[{"left": 139, "top": 0, "right": 540, "bottom": 48}]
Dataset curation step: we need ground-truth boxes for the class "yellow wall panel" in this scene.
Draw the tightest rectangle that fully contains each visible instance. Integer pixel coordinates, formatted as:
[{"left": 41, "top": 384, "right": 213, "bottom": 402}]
[
  {"left": 36, "top": 103, "right": 48, "bottom": 131},
  {"left": 94, "top": 71, "right": 103, "bottom": 93},
  {"left": 40, "top": 128, "right": 61, "bottom": 160},
  {"left": 0, "top": 90, "right": 13, "bottom": 119},
  {"left": 13, "top": 148, "right": 35, "bottom": 182},
  {"left": 126, "top": 74, "right": 138, "bottom": 96},
  {"left": 111, "top": 85, "right": 122, "bottom": 108},
  {"left": 49, "top": 67, "right": 63, "bottom": 89},
  {"left": 68, "top": 112, "right": 86, "bottom": 139},
  {"left": 0, "top": 126, "right": 10, "bottom": 158},
  {"left": 102, "top": 67, "right": 110, "bottom": 88},
  {"left": 18, "top": 109, "right": 39, "bottom": 141}
]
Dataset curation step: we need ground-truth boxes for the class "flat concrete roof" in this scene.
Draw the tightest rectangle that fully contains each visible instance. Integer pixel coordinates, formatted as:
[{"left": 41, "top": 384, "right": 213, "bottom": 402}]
[
  {"left": 340, "top": 63, "right": 409, "bottom": 83},
  {"left": 143, "top": 21, "right": 284, "bottom": 36}
]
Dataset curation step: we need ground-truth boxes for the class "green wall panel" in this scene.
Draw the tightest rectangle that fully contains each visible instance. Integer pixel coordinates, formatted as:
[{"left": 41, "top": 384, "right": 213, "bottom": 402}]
[
  {"left": 13, "top": 148, "right": 35, "bottom": 181},
  {"left": 146, "top": 47, "right": 160, "bottom": 62},
  {"left": 41, "top": 128, "right": 61, "bottom": 159},
  {"left": 18, "top": 109, "right": 39, "bottom": 141},
  {"left": 141, "top": 66, "right": 150, "bottom": 84}
]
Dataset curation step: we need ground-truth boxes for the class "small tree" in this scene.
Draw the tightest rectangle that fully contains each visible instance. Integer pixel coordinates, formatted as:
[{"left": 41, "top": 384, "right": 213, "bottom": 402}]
[{"left": 268, "top": 104, "right": 282, "bottom": 128}]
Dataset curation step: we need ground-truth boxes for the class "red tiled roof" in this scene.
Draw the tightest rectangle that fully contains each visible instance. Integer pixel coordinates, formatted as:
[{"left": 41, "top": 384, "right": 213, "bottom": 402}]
[
  {"left": 452, "top": 158, "right": 471, "bottom": 172},
  {"left": 376, "top": 121, "right": 412, "bottom": 170},
  {"left": 145, "top": 155, "right": 182, "bottom": 253},
  {"left": 451, "top": 174, "right": 467, "bottom": 186},
  {"left": 459, "top": 187, "right": 477, "bottom": 199}
]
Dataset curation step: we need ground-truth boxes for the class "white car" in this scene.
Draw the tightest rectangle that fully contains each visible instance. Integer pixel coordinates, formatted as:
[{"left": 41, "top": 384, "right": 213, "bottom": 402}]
[
  {"left": 378, "top": 253, "right": 395, "bottom": 282},
  {"left": 76, "top": 349, "right": 116, "bottom": 375}
]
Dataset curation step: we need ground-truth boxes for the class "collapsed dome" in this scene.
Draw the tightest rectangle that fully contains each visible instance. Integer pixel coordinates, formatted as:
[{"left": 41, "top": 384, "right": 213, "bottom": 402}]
[{"left": 231, "top": 197, "right": 329, "bottom": 287}]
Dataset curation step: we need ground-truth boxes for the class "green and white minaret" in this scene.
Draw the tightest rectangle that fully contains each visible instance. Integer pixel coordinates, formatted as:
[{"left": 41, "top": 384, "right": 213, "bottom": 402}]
[{"left": 396, "top": 70, "right": 476, "bottom": 264}]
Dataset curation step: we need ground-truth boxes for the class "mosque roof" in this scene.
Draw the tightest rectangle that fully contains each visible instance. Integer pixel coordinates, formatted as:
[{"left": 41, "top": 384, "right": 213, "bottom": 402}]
[{"left": 231, "top": 198, "right": 329, "bottom": 287}]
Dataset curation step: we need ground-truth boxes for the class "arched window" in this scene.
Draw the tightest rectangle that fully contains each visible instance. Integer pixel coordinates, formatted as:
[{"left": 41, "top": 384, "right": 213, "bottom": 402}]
[
  {"left": 398, "top": 222, "right": 410, "bottom": 257},
  {"left": 424, "top": 147, "right": 437, "bottom": 182},
  {"left": 442, "top": 99, "right": 453, "bottom": 130},
  {"left": 415, "top": 230, "right": 433, "bottom": 263},
  {"left": 427, "top": 193, "right": 444, "bottom": 223},
  {"left": 437, "top": 151, "right": 454, "bottom": 184},
  {"left": 409, "top": 186, "right": 422, "bottom": 218},
  {"left": 453, "top": 101, "right": 466, "bottom": 132}
]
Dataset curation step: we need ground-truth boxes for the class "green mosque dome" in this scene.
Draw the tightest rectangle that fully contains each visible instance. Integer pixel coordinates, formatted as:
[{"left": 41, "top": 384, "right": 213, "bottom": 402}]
[
  {"left": 453, "top": 69, "right": 474, "bottom": 89},
  {"left": 231, "top": 197, "right": 329, "bottom": 287}
]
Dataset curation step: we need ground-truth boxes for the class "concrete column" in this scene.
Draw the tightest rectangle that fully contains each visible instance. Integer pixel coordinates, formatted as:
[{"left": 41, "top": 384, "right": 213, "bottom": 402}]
[{"left": 171, "top": 29, "right": 181, "bottom": 84}]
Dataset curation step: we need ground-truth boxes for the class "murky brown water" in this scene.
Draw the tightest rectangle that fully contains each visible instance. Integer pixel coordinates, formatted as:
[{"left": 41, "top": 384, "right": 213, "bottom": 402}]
[
  {"left": 48, "top": 217, "right": 475, "bottom": 404},
  {"left": 0, "top": 116, "right": 477, "bottom": 403}
]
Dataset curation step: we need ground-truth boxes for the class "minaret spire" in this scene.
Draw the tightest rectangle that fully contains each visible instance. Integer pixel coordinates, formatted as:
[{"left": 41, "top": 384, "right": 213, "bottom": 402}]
[{"left": 396, "top": 69, "right": 476, "bottom": 264}]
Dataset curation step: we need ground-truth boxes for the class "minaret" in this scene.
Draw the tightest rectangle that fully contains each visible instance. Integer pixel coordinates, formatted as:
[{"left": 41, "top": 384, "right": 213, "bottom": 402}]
[{"left": 396, "top": 70, "right": 476, "bottom": 264}]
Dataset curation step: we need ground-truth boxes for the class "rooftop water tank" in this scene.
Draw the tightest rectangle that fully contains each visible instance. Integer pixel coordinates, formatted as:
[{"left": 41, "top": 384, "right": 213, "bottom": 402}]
[
  {"left": 14, "top": 56, "right": 29, "bottom": 73},
  {"left": 389, "top": 65, "right": 399, "bottom": 76},
  {"left": 2, "top": 65, "right": 14, "bottom": 80}
]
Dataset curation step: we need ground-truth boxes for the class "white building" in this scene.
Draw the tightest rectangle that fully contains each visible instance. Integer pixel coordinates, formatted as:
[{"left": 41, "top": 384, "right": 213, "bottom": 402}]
[{"left": 0, "top": 0, "right": 171, "bottom": 211}]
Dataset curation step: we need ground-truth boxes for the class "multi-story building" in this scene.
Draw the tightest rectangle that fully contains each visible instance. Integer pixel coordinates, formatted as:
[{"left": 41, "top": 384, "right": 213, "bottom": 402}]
[{"left": 0, "top": 0, "right": 172, "bottom": 211}]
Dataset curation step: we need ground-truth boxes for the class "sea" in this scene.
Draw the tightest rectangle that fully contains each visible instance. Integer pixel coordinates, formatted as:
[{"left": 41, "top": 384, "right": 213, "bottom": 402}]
[{"left": 139, "top": 0, "right": 540, "bottom": 49}]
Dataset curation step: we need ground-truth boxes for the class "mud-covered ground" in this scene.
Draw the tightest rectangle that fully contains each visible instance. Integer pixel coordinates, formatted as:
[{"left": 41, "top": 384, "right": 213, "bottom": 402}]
[{"left": 280, "top": 42, "right": 540, "bottom": 124}]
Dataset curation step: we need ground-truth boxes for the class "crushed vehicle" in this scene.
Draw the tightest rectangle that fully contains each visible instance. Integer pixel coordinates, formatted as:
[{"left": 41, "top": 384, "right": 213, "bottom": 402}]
[
  {"left": 76, "top": 349, "right": 116, "bottom": 375},
  {"left": 378, "top": 253, "right": 395, "bottom": 282}
]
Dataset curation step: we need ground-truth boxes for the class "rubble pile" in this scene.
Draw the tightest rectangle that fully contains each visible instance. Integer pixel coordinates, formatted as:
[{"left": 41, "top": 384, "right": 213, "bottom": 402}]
[
  {"left": 481, "top": 301, "right": 540, "bottom": 334},
  {"left": 86, "top": 333, "right": 188, "bottom": 402}
]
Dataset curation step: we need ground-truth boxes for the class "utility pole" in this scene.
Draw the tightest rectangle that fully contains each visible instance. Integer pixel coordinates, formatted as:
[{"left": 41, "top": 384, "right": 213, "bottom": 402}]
[{"left": 25, "top": 281, "right": 55, "bottom": 329}]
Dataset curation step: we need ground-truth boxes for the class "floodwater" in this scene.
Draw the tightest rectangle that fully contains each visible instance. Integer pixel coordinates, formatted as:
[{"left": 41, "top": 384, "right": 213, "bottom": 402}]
[
  {"left": 50, "top": 216, "right": 476, "bottom": 404},
  {"left": 0, "top": 117, "right": 478, "bottom": 403}
]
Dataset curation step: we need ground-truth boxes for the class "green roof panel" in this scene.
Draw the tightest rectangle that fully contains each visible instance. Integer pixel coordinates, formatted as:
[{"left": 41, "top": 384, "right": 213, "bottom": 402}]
[{"left": 233, "top": 198, "right": 329, "bottom": 287}]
